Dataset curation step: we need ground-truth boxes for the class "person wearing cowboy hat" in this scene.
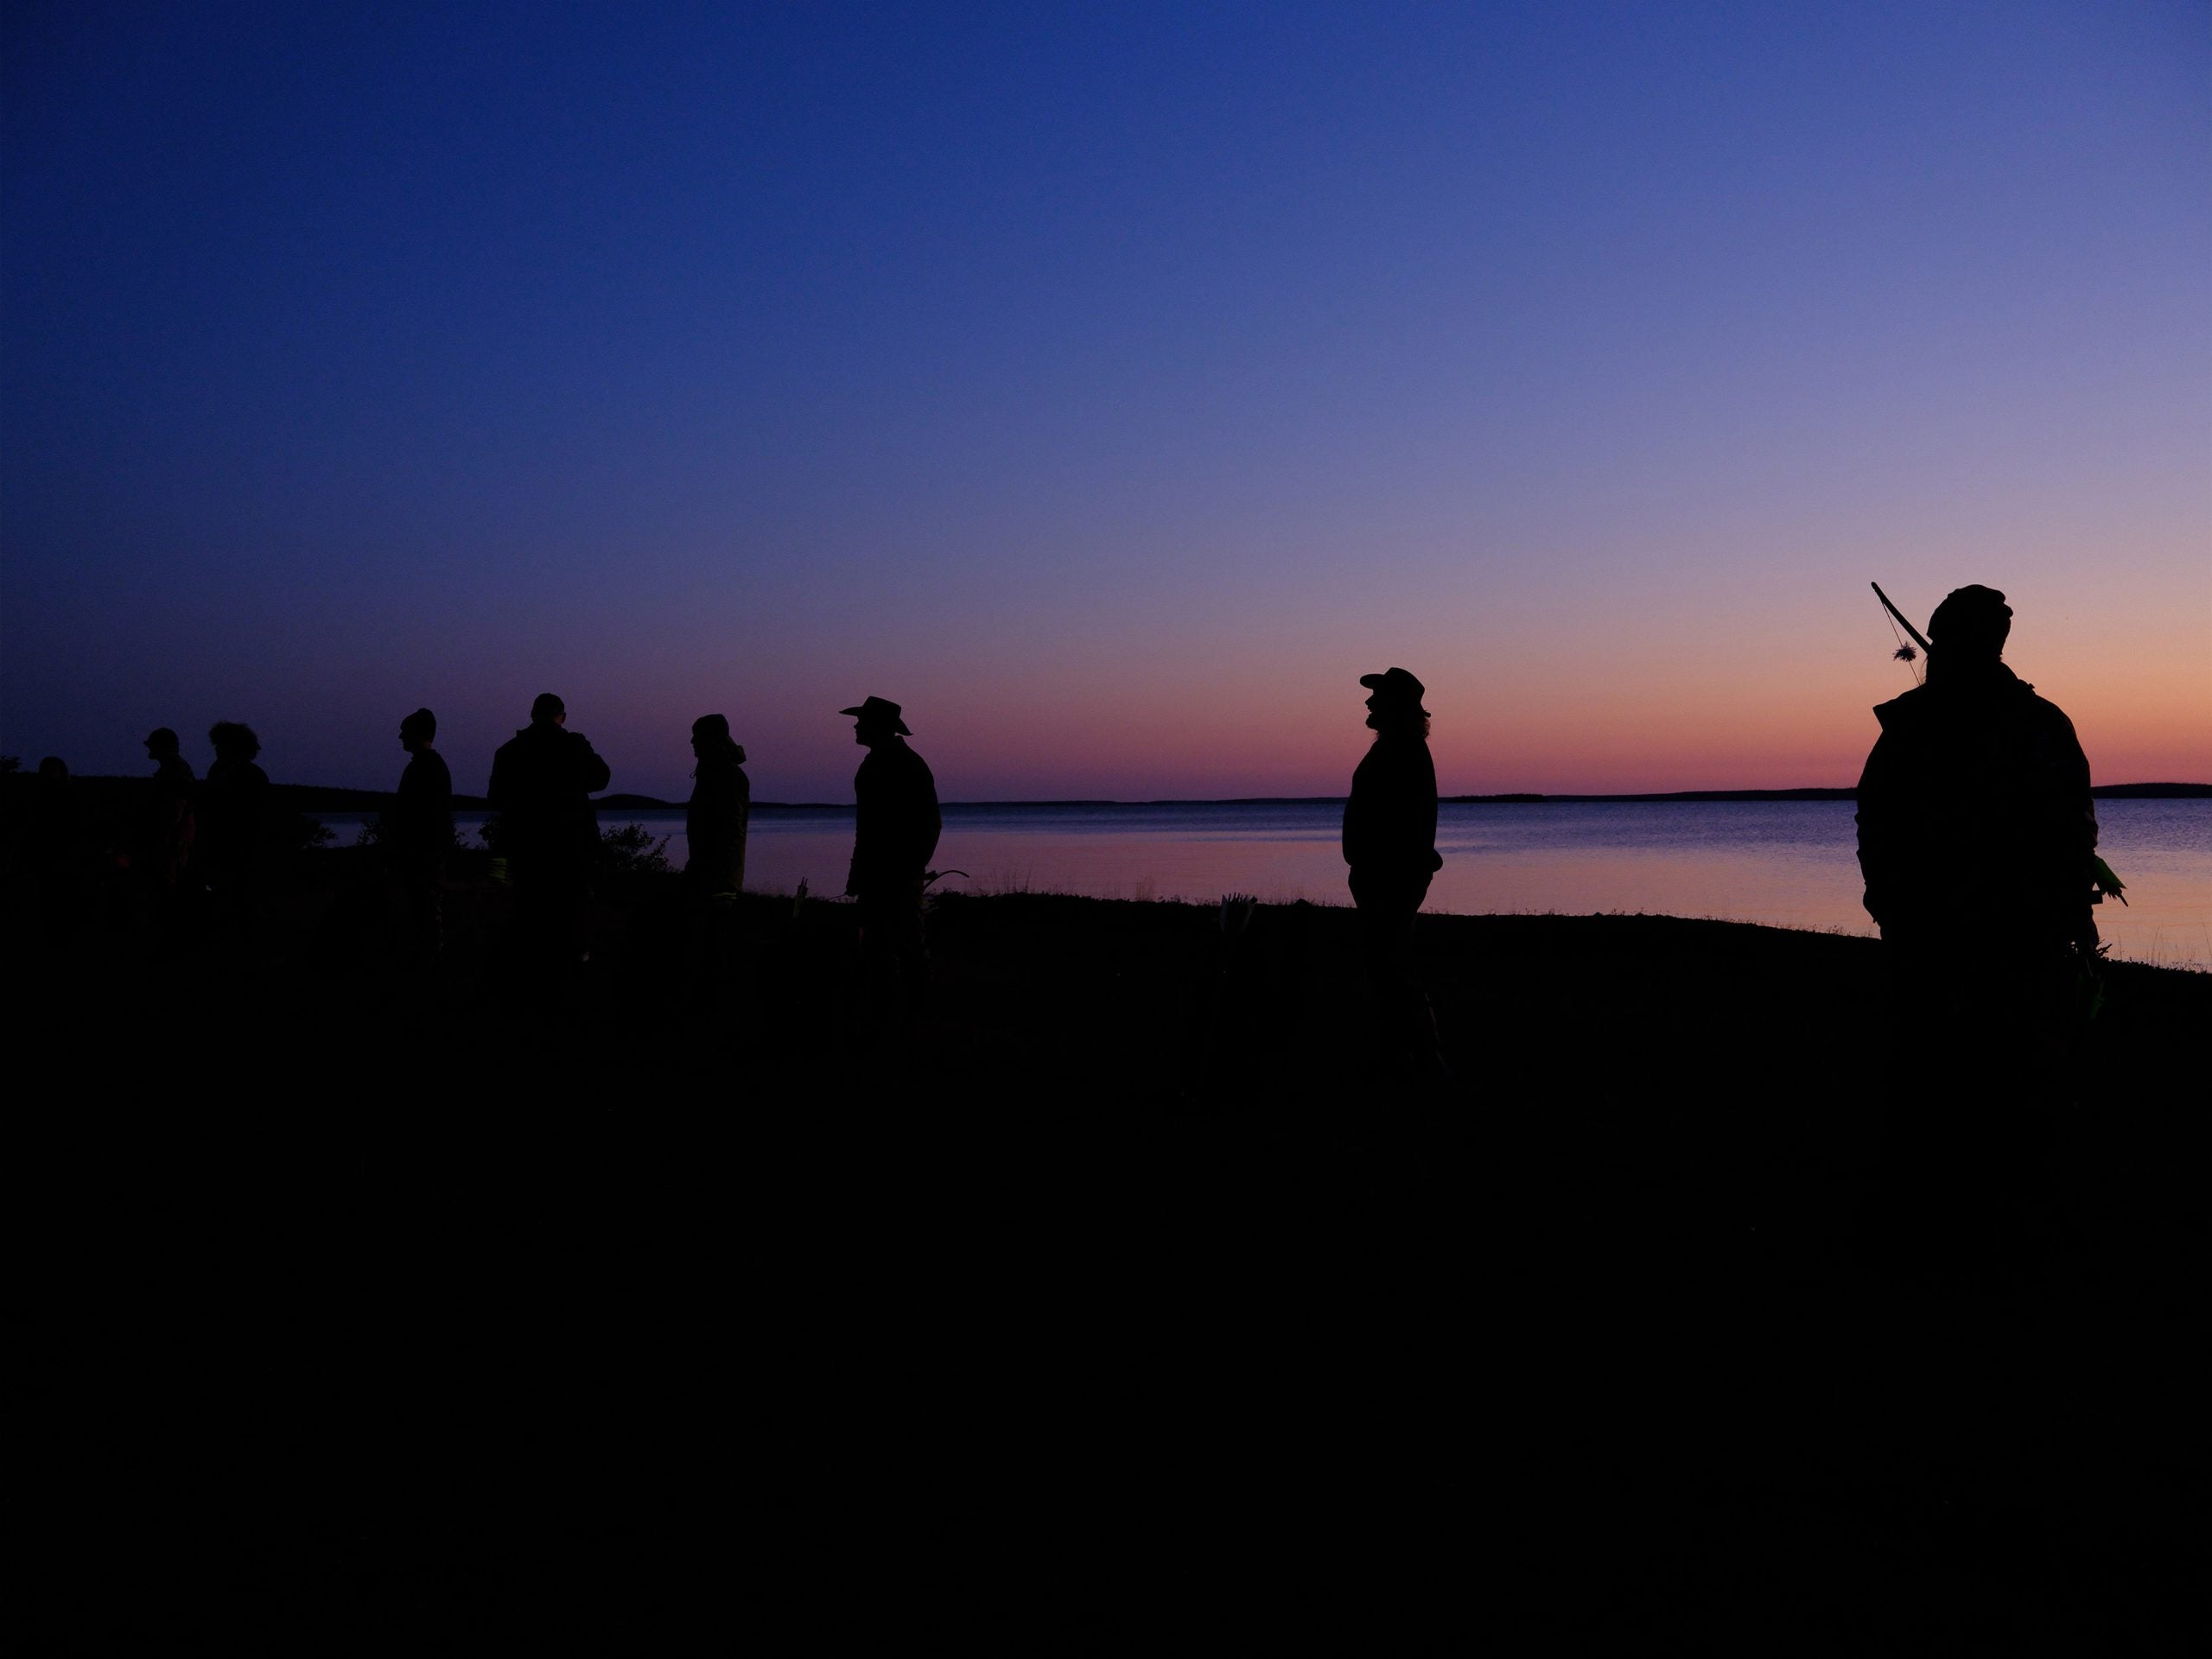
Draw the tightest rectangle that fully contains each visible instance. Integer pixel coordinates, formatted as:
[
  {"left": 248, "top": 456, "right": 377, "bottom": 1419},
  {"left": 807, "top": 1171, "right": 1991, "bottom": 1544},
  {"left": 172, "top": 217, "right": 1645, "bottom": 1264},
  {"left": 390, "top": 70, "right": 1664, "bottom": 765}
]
[
  {"left": 842, "top": 696, "right": 941, "bottom": 1029},
  {"left": 1343, "top": 667, "right": 1446, "bottom": 1075}
]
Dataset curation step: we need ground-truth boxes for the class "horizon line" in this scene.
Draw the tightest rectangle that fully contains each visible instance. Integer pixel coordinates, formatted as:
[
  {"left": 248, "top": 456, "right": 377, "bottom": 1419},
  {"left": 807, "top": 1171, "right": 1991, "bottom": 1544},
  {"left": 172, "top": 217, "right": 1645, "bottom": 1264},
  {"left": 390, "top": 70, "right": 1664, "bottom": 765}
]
[{"left": 25, "top": 776, "right": 2205, "bottom": 808}]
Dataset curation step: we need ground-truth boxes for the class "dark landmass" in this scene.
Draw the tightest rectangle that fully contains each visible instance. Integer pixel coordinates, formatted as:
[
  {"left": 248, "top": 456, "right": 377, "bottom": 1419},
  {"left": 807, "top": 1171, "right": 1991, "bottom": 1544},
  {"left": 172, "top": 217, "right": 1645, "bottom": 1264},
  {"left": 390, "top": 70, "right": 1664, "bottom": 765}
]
[
  {"left": 2092, "top": 780, "right": 2212, "bottom": 798},
  {"left": 1446, "top": 786, "right": 1862, "bottom": 803},
  {"left": 267, "top": 780, "right": 495, "bottom": 812},
  {"left": 0, "top": 775, "right": 491, "bottom": 815},
  {"left": 1447, "top": 783, "right": 2212, "bottom": 804},
  {"left": 10, "top": 830, "right": 2208, "bottom": 1651},
  {"left": 11, "top": 777, "right": 2204, "bottom": 821}
]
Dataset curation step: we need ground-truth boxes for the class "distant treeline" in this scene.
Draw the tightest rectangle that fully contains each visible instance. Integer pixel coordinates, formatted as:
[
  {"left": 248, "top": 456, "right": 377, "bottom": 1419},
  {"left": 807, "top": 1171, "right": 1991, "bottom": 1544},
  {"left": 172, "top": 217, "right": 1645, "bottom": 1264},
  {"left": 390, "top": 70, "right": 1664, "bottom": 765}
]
[
  {"left": 0, "top": 776, "right": 486, "bottom": 816},
  {"left": 1440, "top": 783, "right": 2211, "bottom": 804},
  {"left": 5, "top": 774, "right": 2206, "bottom": 817}
]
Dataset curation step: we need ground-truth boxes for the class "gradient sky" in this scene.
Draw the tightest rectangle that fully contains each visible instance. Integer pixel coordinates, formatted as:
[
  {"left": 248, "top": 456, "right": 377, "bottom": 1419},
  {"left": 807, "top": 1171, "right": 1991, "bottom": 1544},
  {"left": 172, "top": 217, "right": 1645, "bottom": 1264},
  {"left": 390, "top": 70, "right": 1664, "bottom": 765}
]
[{"left": 4, "top": 2, "right": 2206, "bottom": 801}]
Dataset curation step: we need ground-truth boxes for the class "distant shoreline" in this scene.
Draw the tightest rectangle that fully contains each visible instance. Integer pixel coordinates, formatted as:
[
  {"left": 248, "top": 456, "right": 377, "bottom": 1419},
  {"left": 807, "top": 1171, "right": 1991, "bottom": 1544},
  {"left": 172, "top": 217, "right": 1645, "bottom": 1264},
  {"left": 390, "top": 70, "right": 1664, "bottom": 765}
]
[{"left": 9, "top": 778, "right": 2207, "bottom": 814}]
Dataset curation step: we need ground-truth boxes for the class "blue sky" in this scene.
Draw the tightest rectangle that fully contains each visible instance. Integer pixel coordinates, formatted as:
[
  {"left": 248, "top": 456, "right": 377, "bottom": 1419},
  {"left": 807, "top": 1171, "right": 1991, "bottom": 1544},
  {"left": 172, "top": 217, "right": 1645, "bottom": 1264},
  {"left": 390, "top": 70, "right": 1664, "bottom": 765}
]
[{"left": 5, "top": 3, "right": 2206, "bottom": 798}]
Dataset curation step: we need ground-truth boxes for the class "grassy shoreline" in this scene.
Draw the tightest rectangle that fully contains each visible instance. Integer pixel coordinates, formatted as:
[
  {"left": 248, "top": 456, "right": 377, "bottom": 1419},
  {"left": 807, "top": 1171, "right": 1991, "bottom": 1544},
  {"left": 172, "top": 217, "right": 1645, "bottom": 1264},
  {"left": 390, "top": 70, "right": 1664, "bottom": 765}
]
[{"left": 16, "top": 860, "right": 2209, "bottom": 1650}]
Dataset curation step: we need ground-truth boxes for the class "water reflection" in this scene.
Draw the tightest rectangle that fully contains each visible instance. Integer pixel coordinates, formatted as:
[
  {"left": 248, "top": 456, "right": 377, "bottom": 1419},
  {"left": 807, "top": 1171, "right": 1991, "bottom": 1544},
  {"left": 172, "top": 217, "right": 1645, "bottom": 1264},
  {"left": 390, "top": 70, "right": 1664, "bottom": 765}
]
[{"left": 321, "top": 799, "right": 2212, "bottom": 970}]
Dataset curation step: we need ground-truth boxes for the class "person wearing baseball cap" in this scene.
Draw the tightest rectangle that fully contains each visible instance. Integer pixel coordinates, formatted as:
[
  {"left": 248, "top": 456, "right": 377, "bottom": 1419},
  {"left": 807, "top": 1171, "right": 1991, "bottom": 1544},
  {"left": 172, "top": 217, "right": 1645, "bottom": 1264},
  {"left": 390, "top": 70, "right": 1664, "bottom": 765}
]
[
  {"left": 842, "top": 696, "right": 941, "bottom": 1032},
  {"left": 1343, "top": 667, "right": 1446, "bottom": 1076}
]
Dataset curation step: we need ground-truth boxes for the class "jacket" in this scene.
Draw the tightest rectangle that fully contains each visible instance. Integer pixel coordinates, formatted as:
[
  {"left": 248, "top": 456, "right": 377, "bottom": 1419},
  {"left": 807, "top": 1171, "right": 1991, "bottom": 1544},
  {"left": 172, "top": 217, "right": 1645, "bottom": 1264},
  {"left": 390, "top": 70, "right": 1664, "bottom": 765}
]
[
  {"left": 1855, "top": 660, "right": 2096, "bottom": 947},
  {"left": 1343, "top": 733, "right": 1442, "bottom": 876},
  {"left": 847, "top": 741, "right": 940, "bottom": 894},
  {"left": 686, "top": 753, "right": 751, "bottom": 895},
  {"left": 487, "top": 721, "right": 611, "bottom": 869},
  {"left": 392, "top": 749, "right": 454, "bottom": 862}
]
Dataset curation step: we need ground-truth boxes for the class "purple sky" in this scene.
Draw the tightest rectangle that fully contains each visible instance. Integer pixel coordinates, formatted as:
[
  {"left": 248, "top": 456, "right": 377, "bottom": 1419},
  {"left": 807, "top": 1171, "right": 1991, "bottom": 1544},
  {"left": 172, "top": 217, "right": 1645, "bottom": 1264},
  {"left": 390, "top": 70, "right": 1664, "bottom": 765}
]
[{"left": 5, "top": 3, "right": 2206, "bottom": 801}]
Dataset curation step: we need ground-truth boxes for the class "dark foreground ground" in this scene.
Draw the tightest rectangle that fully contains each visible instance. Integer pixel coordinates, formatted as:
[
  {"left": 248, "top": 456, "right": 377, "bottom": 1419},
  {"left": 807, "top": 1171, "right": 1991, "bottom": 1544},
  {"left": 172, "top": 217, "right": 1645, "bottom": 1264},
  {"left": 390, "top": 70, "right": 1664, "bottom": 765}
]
[{"left": 12, "top": 850, "right": 2209, "bottom": 1654}]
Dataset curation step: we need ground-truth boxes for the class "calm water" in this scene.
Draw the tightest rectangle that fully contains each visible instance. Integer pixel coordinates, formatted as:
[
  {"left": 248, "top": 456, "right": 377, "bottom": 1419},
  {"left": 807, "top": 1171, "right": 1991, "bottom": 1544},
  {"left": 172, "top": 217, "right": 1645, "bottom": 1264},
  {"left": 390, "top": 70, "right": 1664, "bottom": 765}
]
[{"left": 333, "top": 798, "right": 2212, "bottom": 972}]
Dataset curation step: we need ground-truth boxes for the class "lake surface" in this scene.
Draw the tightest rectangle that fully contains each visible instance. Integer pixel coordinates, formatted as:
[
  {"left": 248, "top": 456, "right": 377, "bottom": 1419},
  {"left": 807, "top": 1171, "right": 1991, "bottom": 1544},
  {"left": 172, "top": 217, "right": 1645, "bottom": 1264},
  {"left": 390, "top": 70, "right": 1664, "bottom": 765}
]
[{"left": 331, "top": 798, "right": 2212, "bottom": 972}]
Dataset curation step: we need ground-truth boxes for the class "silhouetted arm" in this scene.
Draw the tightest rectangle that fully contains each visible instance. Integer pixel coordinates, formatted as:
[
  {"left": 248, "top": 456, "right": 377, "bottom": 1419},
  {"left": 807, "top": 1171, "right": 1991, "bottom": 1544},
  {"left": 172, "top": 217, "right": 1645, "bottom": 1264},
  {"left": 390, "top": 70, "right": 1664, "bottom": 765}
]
[
  {"left": 912, "top": 758, "right": 941, "bottom": 873},
  {"left": 1853, "top": 721, "right": 1922, "bottom": 931},
  {"left": 575, "top": 736, "right": 611, "bottom": 795},
  {"left": 1416, "top": 744, "right": 1439, "bottom": 870},
  {"left": 846, "top": 753, "right": 875, "bottom": 895},
  {"left": 1854, "top": 733, "right": 1895, "bottom": 927},
  {"left": 2032, "top": 703, "right": 2099, "bottom": 946},
  {"left": 848, "top": 748, "right": 938, "bottom": 891},
  {"left": 684, "top": 763, "right": 735, "bottom": 887},
  {"left": 1344, "top": 739, "right": 1439, "bottom": 873}
]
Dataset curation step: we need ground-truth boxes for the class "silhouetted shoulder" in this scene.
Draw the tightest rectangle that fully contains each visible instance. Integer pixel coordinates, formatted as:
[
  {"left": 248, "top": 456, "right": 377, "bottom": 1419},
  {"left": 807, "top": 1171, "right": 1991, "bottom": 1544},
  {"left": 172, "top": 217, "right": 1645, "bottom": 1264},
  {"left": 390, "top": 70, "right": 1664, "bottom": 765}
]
[
  {"left": 1872, "top": 676, "right": 2075, "bottom": 737},
  {"left": 1870, "top": 685, "right": 1930, "bottom": 731},
  {"left": 2021, "top": 684, "right": 2082, "bottom": 735},
  {"left": 399, "top": 748, "right": 454, "bottom": 809},
  {"left": 863, "top": 742, "right": 936, "bottom": 794},
  {"left": 568, "top": 728, "right": 612, "bottom": 793}
]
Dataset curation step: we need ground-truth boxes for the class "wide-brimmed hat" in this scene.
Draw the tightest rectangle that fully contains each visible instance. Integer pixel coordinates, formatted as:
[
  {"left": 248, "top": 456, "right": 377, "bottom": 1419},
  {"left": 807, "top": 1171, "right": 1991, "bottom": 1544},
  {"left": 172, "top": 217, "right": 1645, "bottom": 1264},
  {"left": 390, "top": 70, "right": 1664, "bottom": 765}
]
[
  {"left": 1358, "top": 666, "right": 1429, "bottom": 715},
  {"left": 840, "top": 696, "right": 912, "bottom": 735}
]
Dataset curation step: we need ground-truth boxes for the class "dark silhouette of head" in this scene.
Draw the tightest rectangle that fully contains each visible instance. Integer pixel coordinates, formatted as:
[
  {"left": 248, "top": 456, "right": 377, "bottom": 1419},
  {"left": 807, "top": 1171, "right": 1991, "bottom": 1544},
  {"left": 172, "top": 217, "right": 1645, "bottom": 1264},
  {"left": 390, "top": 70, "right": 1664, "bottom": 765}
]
[
  {"left": 145, "top": 728, "right": 180, "bottom": 760},
  {"left": 1927, "top": 586, "right": 2012, "bottom": 661},
  {"left": 1359, "top": 667, "right": 1432, "bottom": 737},
  {"left": 530, "top": 692, "right": 567, "bottom": 726},
  {"left": 691, "top": 713, "right": 746, "bottom": 766},
  {"left": 38, "top": 756, "right": 67, "bottom": 781},
  {"left": 841, "top": 696, "right": 911, "bottom": 747},
  {"left": 401, "top": 708, "right": 436, "bottom": 750},
  {"left": 209, "top": 721, "right": 261, "bottom": 763}
]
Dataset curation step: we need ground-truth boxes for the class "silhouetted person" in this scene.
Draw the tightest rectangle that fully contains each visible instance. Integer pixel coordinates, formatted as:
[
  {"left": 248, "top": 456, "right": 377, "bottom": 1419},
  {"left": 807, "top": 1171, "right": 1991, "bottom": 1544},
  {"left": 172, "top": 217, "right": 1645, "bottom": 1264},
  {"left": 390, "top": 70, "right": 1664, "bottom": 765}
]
[
  {"left": 1856, "top": 585, "right": 2098, "bottom": 1274},
  {"left": 1343, "top": 667, "right": 1445, "bottom": 1075},
  {"left": 392, "top": 708, "right": 454, "bottom": 962},
  {"left": 487, "top": 693, "right": 610, "bottom": 983},
  {"left": 682, "top": 715, "right": 750, "bottom": 988},
  {"left": 24, "top": 756, "right": 79, "bottom": 868},
  {"left": 200, "top": 721, "right": 271, "bottom": 955},
  {"left": 24, "top": 756, "right": 90, "bottom": 958},
  {"left": 842, "top": 696, "right": 941, "bottom": 1032},
  {"left": 686, "top": 715, "right": 750, "bottom": 899},
  {"left": 138, "top": 728, "right": 198, "bottom": 956}
]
